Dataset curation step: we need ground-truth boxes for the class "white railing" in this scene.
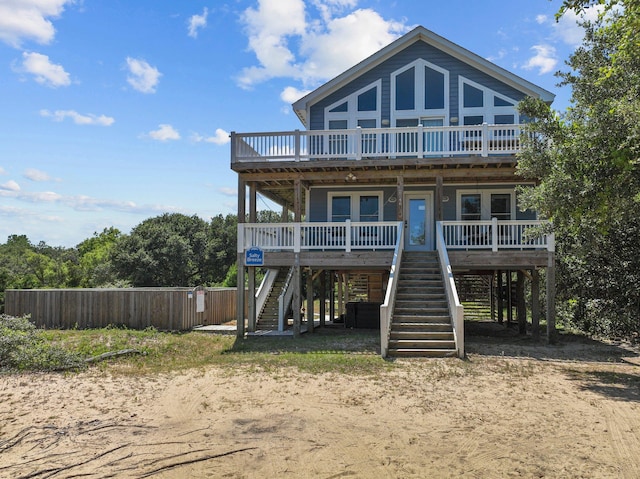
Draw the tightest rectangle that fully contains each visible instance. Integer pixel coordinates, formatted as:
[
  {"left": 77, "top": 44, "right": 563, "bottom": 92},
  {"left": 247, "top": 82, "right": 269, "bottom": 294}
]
[
  {"left": 380, "top": 225, "right": 404, "bottom": 358},
  {"left": 440, "top": 219, "right": 554, "bottom": 252},
  {"left": 436, "top": 222, "right": 464, "bottom": 358},
  {"left": 239, "top": 221, "right": 403, "bottom": 253},
  {"left": 278, "top": 266, "right": 296, "bottom": 332},
  {"left": 232, "top": 123, "right": 525, "bottom": 163}
]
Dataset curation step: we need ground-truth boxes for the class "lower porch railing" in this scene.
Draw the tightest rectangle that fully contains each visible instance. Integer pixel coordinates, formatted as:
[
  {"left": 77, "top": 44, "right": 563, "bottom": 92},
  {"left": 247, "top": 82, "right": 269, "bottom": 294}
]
[{"left": 441, "top": 219, "right": 554, "bottom": 252}]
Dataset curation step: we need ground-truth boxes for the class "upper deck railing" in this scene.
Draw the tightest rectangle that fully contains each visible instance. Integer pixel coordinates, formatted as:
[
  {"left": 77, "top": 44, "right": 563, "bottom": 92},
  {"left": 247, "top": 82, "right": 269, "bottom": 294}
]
[{"left": 231, "top": 123, "right": 525, "bottom": 163}]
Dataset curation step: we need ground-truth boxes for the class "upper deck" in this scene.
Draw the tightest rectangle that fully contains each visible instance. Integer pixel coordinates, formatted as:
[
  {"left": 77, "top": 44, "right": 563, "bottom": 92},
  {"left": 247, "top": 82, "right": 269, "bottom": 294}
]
[{"left": 231, "top": 123, "right": 525, "bottom": 168}]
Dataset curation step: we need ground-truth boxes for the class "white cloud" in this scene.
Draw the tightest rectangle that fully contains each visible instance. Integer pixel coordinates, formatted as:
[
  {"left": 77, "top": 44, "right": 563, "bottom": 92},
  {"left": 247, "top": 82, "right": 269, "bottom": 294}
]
[
  {"left": 191, "top": 128, "right": 230, "bottom": 145},
  {"left": 553, "top": 5, "right": 605, "bottom": 47},
  {"left": 238, "top": 1, "right": 409, "bottom": 89},
  {"left": 219, "top": 187, "right": 237, "bottom": 197},
  {"left": 40, "top": 109, "right": 115, "bottom": 126},
  {"left": 281, "top": 86, "right": 310, "bottom": 105},
  {"left": 188, "top": 7, "right": 208, "bottom": 38},
  {"left": 0, "top": 180, "right": 20, "bottom": 191},
  {"left": 126, "top": 57, "right": 161, "bottom": 94},
  {"left": 23, "top": 168, "right": 56, "bottom": 182},
  {"left": 0, "top": 0, "right": 73, "bottom": 48},
  {"left": 19, "top": 51, "right": 70, "bottom": 87},
  {"left": 535, "top": 14, "right": 548, "bottom": 25},
  {"left": 146, "top": 124, "right": 180, "bottom": 142},
  {"left": 523, "top": 44, "right": 557, "bottom": 75},
  {"left": 0, "top": 167, "right": 7, "bottom": 175}
]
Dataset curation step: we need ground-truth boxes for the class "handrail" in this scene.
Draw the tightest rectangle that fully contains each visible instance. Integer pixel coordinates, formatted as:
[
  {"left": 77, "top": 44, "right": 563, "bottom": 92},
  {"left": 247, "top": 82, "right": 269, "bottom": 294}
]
[
  {"left": 436, "top": 221, "right": 465, "bottom": 358},
  {"left": 278, "top": 266, "right": 296, "bottom": 332},
  {"left": 255, "top": 268, "right": 278, "bottom": 319},
  {"left": 380, "top": 222, "right": 404, "bottom": 358},
  {"left": 231, "top": 123, "right": 526, "bottom": 163}
]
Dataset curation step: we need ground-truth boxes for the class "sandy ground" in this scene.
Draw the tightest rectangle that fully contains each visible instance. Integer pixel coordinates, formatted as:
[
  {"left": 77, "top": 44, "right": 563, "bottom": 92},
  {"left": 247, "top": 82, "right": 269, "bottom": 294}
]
[{"left": 1, "top": 332, "right": 640, "bottom": 479}]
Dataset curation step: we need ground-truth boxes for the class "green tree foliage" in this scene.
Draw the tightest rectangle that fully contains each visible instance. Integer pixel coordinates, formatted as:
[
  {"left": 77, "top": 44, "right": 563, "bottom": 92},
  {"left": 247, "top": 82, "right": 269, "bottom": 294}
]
[
  {"left": 76, "top": 227, "right": 122, "bottom": 287},
  {"left": 518, "top": 1, "right": 640, "bottom": 337}
]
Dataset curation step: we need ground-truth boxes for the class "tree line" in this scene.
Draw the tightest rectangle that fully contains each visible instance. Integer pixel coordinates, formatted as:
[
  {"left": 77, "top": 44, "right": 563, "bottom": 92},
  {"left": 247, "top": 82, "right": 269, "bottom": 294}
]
[{"left": 0, "top": 212, "right": 263, "bottom": 312}]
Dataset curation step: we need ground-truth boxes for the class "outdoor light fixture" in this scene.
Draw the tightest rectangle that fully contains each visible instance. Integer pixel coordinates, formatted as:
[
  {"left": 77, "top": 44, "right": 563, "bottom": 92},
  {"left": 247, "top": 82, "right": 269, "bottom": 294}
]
[{"left": 345, "top": 172, "right": 357, "bottom": 181}]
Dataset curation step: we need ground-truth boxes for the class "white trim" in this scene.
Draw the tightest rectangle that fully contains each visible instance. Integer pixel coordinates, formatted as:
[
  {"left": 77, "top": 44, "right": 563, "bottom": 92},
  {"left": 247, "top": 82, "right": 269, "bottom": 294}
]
[
  {"left": 391, "top": 59, "right": 449, "bottom": 127},
  {"left": 328, "top": 190, "right": 384, "bottom": 221},
  {"left": 324, "top": 79, "right": 382, "bottom": 130},
  {"left": 458, "top": 75, "right": 519, "bottom": 125},
  {"left": 456, "top": 188, "right": 517, "bottom": 221}
]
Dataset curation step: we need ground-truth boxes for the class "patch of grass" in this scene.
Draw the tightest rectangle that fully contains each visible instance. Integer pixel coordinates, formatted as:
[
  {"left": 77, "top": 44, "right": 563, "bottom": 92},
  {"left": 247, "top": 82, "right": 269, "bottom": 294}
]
[{"left": 34, "top": 326, "right": 392, "bottom": 376}]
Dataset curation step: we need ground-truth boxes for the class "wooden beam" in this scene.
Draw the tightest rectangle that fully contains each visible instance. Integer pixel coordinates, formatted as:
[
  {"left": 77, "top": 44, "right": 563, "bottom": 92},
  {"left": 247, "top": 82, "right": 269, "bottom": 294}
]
[
  {"left": 517, "top": 270, "right": 526, "bottom": 335},
  {"left": 294, "top": 178, "right": 302, "bottom": 222},
  {"left": 319, "top": 270, "right": 326, "bottom": 327},
  {"left": 435, "top": 175, "right": 444, "bottom": 221},
  {"left": 396, "top": 176, "right": 404, "bottom": 222},
  {"left": 247, "top": 183, "right": 256, "bottom": 332},
  {"left": 293, "top": 255, "right": 301, "bottom": 338},
  {"left": 236, "top": 177, "right": 246, "bottom": 338},
  {"left": 497, "top": 270, "right": 504, "bottom": 324},
  {"left": 306, "top": 269, "right": 314, "bottom": 333},
  {"left": 531, "top": 269, "right": 540, "bottom": 340},
  {"left": 546, "top": 253, "right": 557, "bottom": 344}
]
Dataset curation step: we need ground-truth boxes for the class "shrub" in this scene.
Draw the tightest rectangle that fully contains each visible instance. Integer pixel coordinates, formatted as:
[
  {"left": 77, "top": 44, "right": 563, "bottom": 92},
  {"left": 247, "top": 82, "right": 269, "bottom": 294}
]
[{"left": 0, "top": 314, "right": 85, "bottom": 372}]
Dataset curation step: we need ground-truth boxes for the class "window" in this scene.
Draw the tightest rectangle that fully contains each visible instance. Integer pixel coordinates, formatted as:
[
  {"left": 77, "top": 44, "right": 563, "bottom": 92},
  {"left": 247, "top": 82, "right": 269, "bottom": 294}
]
[
  {"left": 461, "top": 194, "right": 481, "bottom": 221},
  {"left": 457, "top": 190, "right": 515, "bottom": 221},
  {"left": 328, "top": 191, "right": 383, "bottom": 222},
  {"left": 331, "top": 196, "right": 351, "bottom": 222},
  {"left": 359, "top": 196, "right": 379, "bottom": 222},
  {"left": 395, "top": 67, "right": 415, "bottom": 110},
  {"left": 425, "top": 67, "right": 445, "bottom": 109},
  {"left": 458, "top": 76, "right": 520, "bottom": 126},
  {"left": 358, "top": 87, "right": 377, "bottom": 112},
  {"left": 463, "top": 83, "right": 483, "bottom": 108},
  {"left": 491, "top": 194, "right": 511, "bottom": 220},
  {"left": 392, "top": 60, "right": 449, "bottom": 126},
  {"left": 324, "top": 80, "right": 381, "bottom": 130}
]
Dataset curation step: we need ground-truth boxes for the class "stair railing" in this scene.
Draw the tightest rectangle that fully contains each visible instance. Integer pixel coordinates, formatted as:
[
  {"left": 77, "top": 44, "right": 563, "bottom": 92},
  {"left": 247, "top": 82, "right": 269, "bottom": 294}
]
[
  {"left": 436, "top": 221, "right": 465, "bottom": 358},
  {"left": 278, "top": 266, "right": 296, "bottom": 332},
  {"left": 380, "top": 222, "right": 404, "bottom": 358},
  {"left": 256, "top": 268, "right": 278, "bottom": 319}
]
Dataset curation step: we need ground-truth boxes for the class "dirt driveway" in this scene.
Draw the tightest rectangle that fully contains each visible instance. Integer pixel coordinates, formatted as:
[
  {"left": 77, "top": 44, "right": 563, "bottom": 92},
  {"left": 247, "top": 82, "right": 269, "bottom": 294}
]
[{"left": 1, "top": 330, "right": 639, "bottom": 478}]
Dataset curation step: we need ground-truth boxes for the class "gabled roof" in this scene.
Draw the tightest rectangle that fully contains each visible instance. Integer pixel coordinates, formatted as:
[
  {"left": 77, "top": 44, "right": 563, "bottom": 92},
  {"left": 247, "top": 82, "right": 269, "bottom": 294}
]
[{"left": 292, "top": 25, "right": 555, "bottom": 127}]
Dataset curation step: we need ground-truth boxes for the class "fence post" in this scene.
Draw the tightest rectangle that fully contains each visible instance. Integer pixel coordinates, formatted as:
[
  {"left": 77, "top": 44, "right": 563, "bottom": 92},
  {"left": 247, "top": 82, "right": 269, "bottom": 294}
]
[
  {"left": 355, "top": 126, "right": 362, "bottom": 160},
  {"left": 345, "top": 219, "right": 351, "bottom": 252},
  {"left": 417, "top": 124, "right": 424, "bottom": 158},
  {"left": 294, "top": 129, "right": 300, "bottom": 162}
]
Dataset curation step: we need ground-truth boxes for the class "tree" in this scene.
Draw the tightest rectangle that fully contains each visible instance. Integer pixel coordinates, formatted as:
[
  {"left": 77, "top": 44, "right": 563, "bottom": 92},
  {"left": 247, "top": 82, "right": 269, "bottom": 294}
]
[
  {"left": 111, "top": 213, "right": 211, "bottom": 287},
  {"left": 517, "top": 1, "right": 640, "bottom": 337},
  {"left": 76, "top": 227, "right": 122, "bottom": 287}
]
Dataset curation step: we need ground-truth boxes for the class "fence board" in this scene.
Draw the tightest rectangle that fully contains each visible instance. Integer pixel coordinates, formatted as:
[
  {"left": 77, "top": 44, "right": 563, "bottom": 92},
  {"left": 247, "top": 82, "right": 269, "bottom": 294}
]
[{"left": 4, "top": 287, "right": 245, "bottom": 331}]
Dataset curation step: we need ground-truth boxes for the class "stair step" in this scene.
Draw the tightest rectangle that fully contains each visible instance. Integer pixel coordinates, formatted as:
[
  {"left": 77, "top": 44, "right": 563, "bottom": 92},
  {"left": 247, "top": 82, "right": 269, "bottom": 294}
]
[
  {"left": 389, "top": 339, "right": 456, "bottom": 349},
  {"left": 390, "top": 331, "right": 454, "bottom": 340},
  {"left": 387, "top": 348, "right": 458, "bottom": 358}
]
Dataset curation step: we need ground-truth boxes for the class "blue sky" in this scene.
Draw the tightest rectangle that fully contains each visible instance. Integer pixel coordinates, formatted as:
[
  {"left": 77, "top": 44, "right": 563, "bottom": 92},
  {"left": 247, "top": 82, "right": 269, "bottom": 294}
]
[{"left": 0, "top": 0, "right": 597, "bottom": 247}]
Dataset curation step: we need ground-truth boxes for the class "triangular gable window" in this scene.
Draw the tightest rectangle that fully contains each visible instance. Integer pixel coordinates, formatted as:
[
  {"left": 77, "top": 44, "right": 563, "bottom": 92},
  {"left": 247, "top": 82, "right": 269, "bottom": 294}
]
[{"left": 329, "top": 102, "right": 348, "bottom": 113}]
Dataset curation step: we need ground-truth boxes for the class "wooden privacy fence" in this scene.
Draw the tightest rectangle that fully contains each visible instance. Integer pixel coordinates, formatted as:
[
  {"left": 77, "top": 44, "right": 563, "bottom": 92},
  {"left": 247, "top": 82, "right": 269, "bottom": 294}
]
[{"left": 4, "top": 287, "right": 246, "bottom": 331}]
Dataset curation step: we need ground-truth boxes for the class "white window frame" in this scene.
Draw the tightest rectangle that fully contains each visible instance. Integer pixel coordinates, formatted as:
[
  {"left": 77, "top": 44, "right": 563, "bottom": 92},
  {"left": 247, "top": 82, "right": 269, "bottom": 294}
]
[
  {"left": 324, "top": 80, "right": 382, "bottom": 130},
  {"left": 456, "top": 189, "right": 516, "bottom": 221},
  {"left": 458, "top": 76, "right": 519, "bottom": 125},
  {"left": 391, "top": 59, "right": 449, "bottom": 126},
  {"left": 328, "top": 191, "right": 384, "bottom": 222}
]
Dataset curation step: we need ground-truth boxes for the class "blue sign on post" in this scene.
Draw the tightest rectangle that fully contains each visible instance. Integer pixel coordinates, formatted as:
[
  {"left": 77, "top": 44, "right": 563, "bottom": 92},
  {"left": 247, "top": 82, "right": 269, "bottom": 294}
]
[{"left": 245, "top": 246, "right": 264, "bottom": 266}]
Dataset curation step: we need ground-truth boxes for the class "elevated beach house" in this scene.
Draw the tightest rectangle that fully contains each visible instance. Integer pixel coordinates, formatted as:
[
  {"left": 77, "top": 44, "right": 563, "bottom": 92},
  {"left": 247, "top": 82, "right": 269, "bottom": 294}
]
[{"left": 231, "top": 26, "right": 556, "bottom": 358}]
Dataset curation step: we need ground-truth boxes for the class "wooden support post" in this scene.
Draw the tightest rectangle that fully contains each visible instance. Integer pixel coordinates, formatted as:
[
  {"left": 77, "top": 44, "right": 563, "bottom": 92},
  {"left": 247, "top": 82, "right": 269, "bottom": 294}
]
[
  {"left": 294, "top": 179, "right": 302, "bottom": 222},
  {"left": 337, "top": 274, "right": 344, "bottom": 320},
  {"left": 497, "top": 270, "right": 504, "bottom": 324},
  {"left": 517, "top": 270, "right": 526, "bottom": 335},
  {"left": 306, "top": 268, "right": 314, "bottom": 333},
  {"left": 329, "top": 271, "right": 336, "bottom": 322},
  {"left": 396, "top": 176, "right": 404, "bottom": 222},
  {"left": 531, "top": 269, "right": 540, "bottom": 340},
  {"left": 236, "top": 176, "right": 246, "bottom": 339},
  {"left": 506, "top": 271, "right": 513, "bottom": 325},
  {"left": 319, "top": 270, "right": 326, "bottom": 327},
  {"left": 293, "top": 254, "right": 301, "bottom": 338},
  {"left": 490, "top": 271, "right": 496, "bottom": 321},
  {"left": 435, "top": 175, "right": 444, "bottom": 221},
  {"left": 546, "top": 253, "right": 557, "bottom": 344}
]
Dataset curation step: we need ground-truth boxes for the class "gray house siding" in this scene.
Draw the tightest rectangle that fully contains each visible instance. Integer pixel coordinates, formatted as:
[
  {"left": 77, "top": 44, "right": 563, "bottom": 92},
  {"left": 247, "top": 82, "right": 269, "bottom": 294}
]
[{"left": 309, "top": 39, "right": 527, "bottom": 131}]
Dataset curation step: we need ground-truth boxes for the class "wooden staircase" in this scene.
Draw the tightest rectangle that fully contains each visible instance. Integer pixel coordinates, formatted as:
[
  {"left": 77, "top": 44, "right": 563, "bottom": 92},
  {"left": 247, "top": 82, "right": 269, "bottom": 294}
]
[
  {"left": 257, "top": 268, "right": 290, "bottom": 330},
  {"left": 388, "top": 251, "right": 457, "bottom": 358}
]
